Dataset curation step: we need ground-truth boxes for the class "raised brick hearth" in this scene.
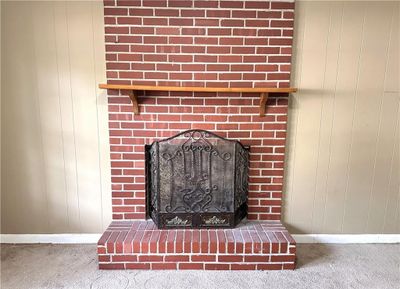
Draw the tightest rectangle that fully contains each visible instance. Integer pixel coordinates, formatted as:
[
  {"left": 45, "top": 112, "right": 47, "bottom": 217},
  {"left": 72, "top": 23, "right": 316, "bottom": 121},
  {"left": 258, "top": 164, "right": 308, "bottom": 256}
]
[
  {"left": 99, "top": 0, "right": 296, "bottom": 270},
  {"left": 98, "top": 220, "right": 296, "bottom": 270}
]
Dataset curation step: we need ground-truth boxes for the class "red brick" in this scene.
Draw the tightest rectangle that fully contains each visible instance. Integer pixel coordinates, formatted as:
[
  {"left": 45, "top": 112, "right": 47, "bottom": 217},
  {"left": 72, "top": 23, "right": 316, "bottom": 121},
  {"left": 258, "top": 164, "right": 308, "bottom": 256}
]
[
  {"left": 283, "top": 11, "right": 295, "bottom": 19},
  {"left": 233, "top": 28, "right": 257, "bottom": 36},
  {"left": 179, "top": 263, "right": 204, "bottom": 270},
  {"left": 151, "top": 263, "right": 177, "bottom": 270},
  {"left": 129, "top": 8, "right": 153, "bottom": 16},
  {"left": 181, "top": 10, "right": 205, "bottom": 17},
  {"left": 126, "top": 263, "right": 150, "bottom": 269},
  {"left": 271, "top": 255, "right": 295, "bottom": 262},
  {"left": 244, "top": 255, "right": 269, "bottom": 262},
  {"left": 182, "top": 46, "right": 206, "bottom": 53},
  {"left": 138, "top": 255, "right": 163, "bottom": 262},
  {"left": 246, "top": 20, "right": 269, "bottom": 27},
  {"left": 130, "top": 27, "right": 154, "bottom": 35},
  {"left": 283, "top": 263, "right": 296, "bottom": 270},
  {"left": 104, "top": 7, "right": 128, "bottom": 15},
  {"left": 195, "top": 55, "right": 218, "bottom": 63},
  {"left": 169, "top": 18, "right": 193, "bottom": 26},
  {"left": 98, "top": 247, "right": 108, "bottom": 258},
  {"left": 112, "top": 255, "right": 137, "bottom": 262},
  {"left": 218, "top": 255, "right": 243, "bottom": 262},
  {"left": 205, "top": 263, "right": 230, "bottom": 270},
  {"left": 194, "top": 37, "right": 218, "bottom": 45},
  {"left": 191, "top": 123, "right": 215, "bottom": 130},
  {"left": 221, "top": 19, "right": 244, "bottom": 27},
  {"left": 117, "top": 17, "right": 141, "bottom": 25},
  {"left": 207, "top": 10, "right": 230, "bottom": 17},
  {"left": 271, "top": 2, "right": 295, "bottom": 10},
  {"left": 155, "top": 9, "right": 179, "bottom": 17},
  {"left": 232, "top": 10, "right": 256, "bottom": 18},
  {"left": 245, "top": 1, "right": 269, "bottom": 9},
  {"left": 195, "top": 19, "right": 219, "bottom": 26},
  {"left": 143, "top": 36, "right": 167, "bottom": 44},
  {"left": 191, "top": 255, "right": 216, "bottom": 262},
  {"left": 220, "top": 37, "right": 243, "bottom": 45},
  {"left": 98, "top": 255, "right": 110, "bottom": 262},
  {"left": 164, "top": 255, "right": 190, "bottom": 262},
  {"left": 105, "top": 45, "right": 129, "bottom": 52},
  {"left": 232, "top": 47, "right": 255, "bottom": 54},
  {"left": 195, "top": 0, "right": 218, "bottom": 8},
  {"left": 220, "top": 1, "right": 243, "bottom": 8},
  {"left": 243, "top": 56, "right": 266, "bottom": 63},
  {"left": 169, "top": 55, "right": 193, "bottom": 62},
  {"left": 257, "top": 264, "right": 282, "bottom": 270},
  {"left": 231, "top": 264, "right": 257, "bottom": 270},
  {"left": 271, "top": 37, "right": 293, "bottom": 47},
  {"left": 99, "top": 263, "right": 124, "bottom": 270}
]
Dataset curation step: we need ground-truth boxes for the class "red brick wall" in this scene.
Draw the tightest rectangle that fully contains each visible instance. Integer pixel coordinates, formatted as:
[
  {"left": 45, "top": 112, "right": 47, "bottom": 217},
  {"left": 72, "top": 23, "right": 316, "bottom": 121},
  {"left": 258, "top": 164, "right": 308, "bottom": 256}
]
[{"left": 103, "top": 0, "right": 295, "bottom": 221}]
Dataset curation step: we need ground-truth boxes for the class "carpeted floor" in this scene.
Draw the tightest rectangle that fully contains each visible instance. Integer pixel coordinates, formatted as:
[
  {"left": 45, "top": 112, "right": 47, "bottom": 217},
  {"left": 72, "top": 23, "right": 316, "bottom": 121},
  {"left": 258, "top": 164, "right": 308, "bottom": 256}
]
[{"left": 1, "top": 244, "right": 399, "bottom": 289}]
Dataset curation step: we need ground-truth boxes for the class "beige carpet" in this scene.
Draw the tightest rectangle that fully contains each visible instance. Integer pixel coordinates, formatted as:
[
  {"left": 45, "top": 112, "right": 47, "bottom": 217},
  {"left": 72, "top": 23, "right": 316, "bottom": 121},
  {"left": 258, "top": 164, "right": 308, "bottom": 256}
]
[{"left": 1, "top": 244, "right": 399, "bottom": 289}]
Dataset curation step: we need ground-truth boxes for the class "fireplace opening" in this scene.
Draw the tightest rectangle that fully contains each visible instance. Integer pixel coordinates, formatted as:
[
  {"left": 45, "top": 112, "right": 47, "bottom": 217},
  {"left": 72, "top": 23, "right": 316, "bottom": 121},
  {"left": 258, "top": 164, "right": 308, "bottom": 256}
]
[{"left": 145, "top": 129, "right": 249, "bottom": 229}]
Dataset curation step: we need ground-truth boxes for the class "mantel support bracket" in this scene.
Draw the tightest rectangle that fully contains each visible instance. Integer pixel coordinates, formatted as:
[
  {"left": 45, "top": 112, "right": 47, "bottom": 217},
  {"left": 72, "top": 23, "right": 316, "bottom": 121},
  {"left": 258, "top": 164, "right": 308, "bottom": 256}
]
[
  {"left": 128, "top": 90, "right": 139, "bottom": 115},
  {"left": 259, "top": 92, "right": 269, "bottom": 116}
]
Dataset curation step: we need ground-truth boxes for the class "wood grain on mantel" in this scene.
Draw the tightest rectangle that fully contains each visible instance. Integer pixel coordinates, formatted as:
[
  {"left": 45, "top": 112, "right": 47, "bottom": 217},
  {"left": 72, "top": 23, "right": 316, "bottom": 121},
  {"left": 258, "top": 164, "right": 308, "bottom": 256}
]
[{"left": 98, "top": 84, "right": 297, "bottom": 116}]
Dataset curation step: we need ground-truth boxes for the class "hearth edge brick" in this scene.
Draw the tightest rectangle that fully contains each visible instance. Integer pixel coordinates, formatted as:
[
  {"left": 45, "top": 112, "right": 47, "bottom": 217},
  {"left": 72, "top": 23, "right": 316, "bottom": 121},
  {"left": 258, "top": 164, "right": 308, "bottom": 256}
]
[{"left": 98, "top": 220, "right": 296, "bottom": 270}]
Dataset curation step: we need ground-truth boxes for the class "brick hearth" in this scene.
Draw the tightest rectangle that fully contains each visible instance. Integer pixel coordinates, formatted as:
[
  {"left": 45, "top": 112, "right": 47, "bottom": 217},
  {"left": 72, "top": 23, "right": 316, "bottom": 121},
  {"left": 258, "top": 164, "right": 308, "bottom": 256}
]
[
  {"left": 99, "top": 0, "right": 297, "bottom": 270},
  {"left": 98, "top": 220, "right": 296, "bottom": 270}
]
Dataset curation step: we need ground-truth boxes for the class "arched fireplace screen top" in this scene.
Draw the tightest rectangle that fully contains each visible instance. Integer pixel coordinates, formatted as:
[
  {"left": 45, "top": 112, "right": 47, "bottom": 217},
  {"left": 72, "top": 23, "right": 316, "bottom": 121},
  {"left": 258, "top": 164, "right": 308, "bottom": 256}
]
[{"left": 145, "top": 129, "right": 249, "bottom": 229}]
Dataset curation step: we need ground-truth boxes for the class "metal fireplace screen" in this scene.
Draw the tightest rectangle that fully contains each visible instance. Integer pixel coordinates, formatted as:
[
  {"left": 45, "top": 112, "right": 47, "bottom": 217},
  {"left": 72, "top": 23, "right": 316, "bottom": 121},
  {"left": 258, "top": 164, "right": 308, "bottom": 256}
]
[{"left": 145, "top": 129, "right": 249, "bottom": 229}]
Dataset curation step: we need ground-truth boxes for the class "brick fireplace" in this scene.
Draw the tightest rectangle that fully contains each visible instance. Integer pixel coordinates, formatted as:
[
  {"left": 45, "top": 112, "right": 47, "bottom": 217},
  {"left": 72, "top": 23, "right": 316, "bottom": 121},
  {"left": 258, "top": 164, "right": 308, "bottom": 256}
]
[{"left": 98, "top": 0, "right": 296, "bottom": 270}]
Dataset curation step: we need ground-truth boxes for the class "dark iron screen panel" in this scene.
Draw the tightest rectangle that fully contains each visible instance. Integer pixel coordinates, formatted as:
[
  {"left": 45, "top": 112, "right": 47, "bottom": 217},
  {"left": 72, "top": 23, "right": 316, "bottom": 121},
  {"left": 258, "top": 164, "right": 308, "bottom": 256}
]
[{"left": 145, "top": 130, "right": 249, "bottom": 228}]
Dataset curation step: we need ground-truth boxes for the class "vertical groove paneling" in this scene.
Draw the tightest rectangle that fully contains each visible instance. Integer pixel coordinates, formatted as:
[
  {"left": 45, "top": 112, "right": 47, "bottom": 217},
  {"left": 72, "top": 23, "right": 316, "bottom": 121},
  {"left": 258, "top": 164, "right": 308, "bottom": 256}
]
[
  {"left": 381, "top": 5, "right": 400, "bottom": 233},
  {"left": 286, "top": 1, "right": 331, "bottom": 232},
  {"left": 32, "top": 2, "right": 70, "bottom": 232},
  {"left": 1, "top": 1, "right": 111, "bottom": 233},
  {"left": 310, "top": 2, "right": 343, "bottom": 234},
  {"left": 342, "top": 3, "right": 393, "bottom": 233},
  {"left": 2, "top": 1, "right": 49, "bottom": 233},
  {"left": 283, "top": 0, "right": 306, "bottom": 228},
  {"left": 65, "top": 1, "right": 108, "bottom": 233},
  {"left": 54, "top": 1, "right": 81, "bottom": 231},
  {"left": 285, "top": 1, "right": 400, "bottom": 234},
  {"left": 91, "top": 1, "right": 112, "bottom": 230}
]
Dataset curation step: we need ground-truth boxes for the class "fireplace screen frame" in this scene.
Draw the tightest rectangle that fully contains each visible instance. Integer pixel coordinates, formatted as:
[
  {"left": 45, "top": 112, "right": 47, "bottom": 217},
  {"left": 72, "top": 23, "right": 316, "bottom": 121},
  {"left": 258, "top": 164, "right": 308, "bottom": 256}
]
[{"left": 145, "top": 129, "right": 249, "bottom": 229}]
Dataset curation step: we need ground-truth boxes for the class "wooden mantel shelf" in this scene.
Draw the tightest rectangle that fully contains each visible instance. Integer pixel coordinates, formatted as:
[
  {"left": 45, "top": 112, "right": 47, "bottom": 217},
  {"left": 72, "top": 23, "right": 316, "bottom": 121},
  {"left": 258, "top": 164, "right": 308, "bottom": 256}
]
[{"left": 99, "top": 84, "right": 297, "bottom": 116}]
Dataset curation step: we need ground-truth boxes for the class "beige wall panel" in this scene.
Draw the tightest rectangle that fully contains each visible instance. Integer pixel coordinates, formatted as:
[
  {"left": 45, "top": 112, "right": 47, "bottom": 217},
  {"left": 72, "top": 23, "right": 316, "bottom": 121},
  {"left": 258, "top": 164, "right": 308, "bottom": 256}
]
[
  {"left": 31, "top": 2, "right": 70, "bottom": 232},
  {"left": 367, "top": 91, "right": 400, "bottom": 233},
  {"left": 1, "top": 1, "right": 110, "bottom": 233},
  {"left": 309, "top": 2, "right": 343, "bottom": 233},
  {"left": 65, "top": 1, "right": 106, "bottom": 233},
  {"left": 1, "top": 2, "right": 49, "bottom": 233},
  {"left": 382, "top": 112, "right": 399, "bottom": 233},
  {"left": 322, "top": 2, "right": 364, "bottom": 233},
  {"left": 285, "top": 1, "right": 400, "bottom": 233},
  {"left": 381, "top": 6, "right": 400, "bottom": 234},
  {"left": 365, "top": 6, "right": 399, "bottom": 233},
  {"left": 285, "top": 1, "right": 331, "bottom": 233},
  {"left": 91, "top": 1, "right": 112, "bottom": 229},
  {"left": 283, "top": 0, "right": 306, "bottom": 227},
  {"left": 342, "top": 3, "right": 393, "bottom": 233},
  {"left": 53, "top": 1, "right": 81, "bottom": 232},
  {"left": 384, "top": 7, "right": 399, "bottom": 94}
]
